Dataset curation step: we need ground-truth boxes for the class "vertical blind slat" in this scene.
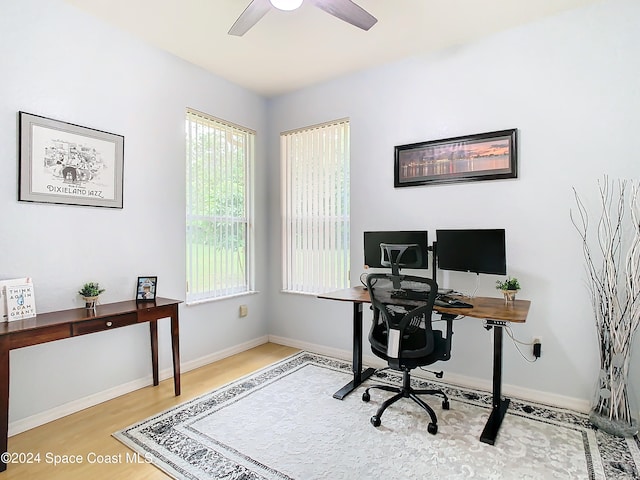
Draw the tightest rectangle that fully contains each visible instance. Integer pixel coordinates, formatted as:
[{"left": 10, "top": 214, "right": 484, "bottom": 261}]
[{"left": 281, "top": 120, "right": 350, "bottom": 294}]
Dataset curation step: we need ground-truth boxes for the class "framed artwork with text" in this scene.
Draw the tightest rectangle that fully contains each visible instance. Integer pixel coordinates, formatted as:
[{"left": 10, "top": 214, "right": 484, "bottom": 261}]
[{"left": 19, "top": 111, "right": 124, "bottom": 208}]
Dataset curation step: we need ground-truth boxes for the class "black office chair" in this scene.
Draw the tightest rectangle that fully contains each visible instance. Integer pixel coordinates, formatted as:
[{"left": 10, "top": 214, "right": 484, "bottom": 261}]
[{"left": 363, "top": 273, "right": 454, "bottom": 434}]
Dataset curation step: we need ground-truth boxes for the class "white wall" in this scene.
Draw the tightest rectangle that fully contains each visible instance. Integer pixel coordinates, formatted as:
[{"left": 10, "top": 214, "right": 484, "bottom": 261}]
[
  {"left": 267, "top": 0, "right": 640, "bottom": 409},
  {"left": 2, "top": 0, "right": 639, "bottom": 431},
  {"left": 0, "top": 0, "right": 268, "bottom": 428}
]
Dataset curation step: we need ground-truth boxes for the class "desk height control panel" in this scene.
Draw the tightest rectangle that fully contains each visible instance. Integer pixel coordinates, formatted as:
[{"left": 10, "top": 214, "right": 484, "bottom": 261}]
[{"left": 486, "top": 319, "right": 509, "bottom": 327}]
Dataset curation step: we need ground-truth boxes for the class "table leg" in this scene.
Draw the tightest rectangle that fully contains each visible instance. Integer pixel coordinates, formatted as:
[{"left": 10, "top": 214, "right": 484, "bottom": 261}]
[
  {"left": 0, "top": 337, "right": 8, "bottom": 472},
  {"left": 171, "top": 311, "right": 181, "bottom": 396},
  {"left": 149, "top": 321, "right": 159, "bottom": 386},
  {"left": 480, "top": 323, "right": 510, "bottom": 445},
  {"left": 333, "top": 301, "right": 375, "bottom": 399}
]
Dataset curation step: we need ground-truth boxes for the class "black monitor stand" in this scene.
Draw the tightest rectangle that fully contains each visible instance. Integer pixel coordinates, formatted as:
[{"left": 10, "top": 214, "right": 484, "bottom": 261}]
[{"left": 429, "top": 241, "right": 438, "bottom": 283}]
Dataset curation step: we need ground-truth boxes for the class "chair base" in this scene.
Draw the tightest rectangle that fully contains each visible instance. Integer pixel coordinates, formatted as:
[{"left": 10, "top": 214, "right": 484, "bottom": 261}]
[{"left": 362, "top": 368, "right": 449, "bottom": 434}]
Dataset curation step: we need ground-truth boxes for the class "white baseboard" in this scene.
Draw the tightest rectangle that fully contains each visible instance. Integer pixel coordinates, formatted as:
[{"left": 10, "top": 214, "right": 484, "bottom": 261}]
[
  {"left": 268, "top": 335, "right": 353, "bottom": 363},
  {"left": 179, "top": 335, "right": 269, "bottom": 373},
  {"left": 9, "top": 335, "right": 270, "bottom": 436},
  {"left": 9, "top": 376, "right": 152, "bottom": 436},
  {"left": 268, "top": 335, "right": 591, "bottom": 414},
  {"left": 11, "top": 334, "right": 590, "bottom": 436}
]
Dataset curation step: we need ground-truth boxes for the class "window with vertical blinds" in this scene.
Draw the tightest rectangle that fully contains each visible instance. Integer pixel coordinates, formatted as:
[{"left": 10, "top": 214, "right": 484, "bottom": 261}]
[
  {"left": 281, "top": 119, "right": 350, "bottom": 294},
  {"left": 186, "top": 109, "right": 254, "bottom": 303}
]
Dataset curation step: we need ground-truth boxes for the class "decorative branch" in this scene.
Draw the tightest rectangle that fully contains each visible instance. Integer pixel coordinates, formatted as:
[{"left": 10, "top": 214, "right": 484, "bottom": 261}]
[{"left": 571, "top": 176, "right": 640, "bottom": 427}]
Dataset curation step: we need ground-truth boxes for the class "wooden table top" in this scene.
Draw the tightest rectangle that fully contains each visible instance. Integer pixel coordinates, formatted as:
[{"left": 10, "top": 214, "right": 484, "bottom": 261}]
[
  {"left": 0, "top": 297, "right": 181, "bottom": 335},
  {"left": 318, "top": 286, "right": 530, "bottom": 323}
]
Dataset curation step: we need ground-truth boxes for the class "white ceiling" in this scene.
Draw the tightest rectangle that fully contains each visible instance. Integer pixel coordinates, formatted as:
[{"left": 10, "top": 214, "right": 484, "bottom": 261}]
[{"left": 65, "top": 0, "right": 601, "bottom": 98}]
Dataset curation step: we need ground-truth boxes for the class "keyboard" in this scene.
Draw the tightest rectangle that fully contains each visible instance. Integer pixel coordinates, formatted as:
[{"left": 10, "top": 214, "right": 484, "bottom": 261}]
[
  {"left": 435, "top": 296, "right": 473, "bottom": 308},
  {"left": 388, "top": 290, "right": 473, "bottom": 308},
  {"left": 390, "top": 289, "right": 428, "bottom": 301}
]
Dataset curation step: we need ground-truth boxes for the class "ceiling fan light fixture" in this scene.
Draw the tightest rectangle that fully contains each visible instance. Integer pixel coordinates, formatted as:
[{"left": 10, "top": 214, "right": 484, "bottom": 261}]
[
  {"left": 269, "top": 0, "right": 303, "bottom": 11},
  {"left": 230, "top": 0, "right": 377, "bottom": 36}
]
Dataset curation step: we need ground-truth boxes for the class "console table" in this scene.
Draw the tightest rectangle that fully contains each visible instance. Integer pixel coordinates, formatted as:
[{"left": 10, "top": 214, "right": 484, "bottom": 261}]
[{"left": 0, "top": 297, "right": 182, "bottom": 472}]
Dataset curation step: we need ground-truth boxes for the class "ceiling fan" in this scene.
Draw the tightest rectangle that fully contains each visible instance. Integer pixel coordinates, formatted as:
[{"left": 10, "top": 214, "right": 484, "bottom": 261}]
[{"left": 228, "top": 0, "right": 378, "bottom": 36}]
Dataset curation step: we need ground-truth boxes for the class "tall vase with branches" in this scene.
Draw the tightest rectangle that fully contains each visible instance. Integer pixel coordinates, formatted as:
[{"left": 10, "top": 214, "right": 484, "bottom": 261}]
[{"left": 571, "top": 176, "right": 640, "bottom": 437}]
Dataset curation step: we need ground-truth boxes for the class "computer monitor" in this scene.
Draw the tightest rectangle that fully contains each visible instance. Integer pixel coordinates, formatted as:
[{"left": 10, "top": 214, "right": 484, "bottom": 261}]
[
  {"left": 435, "top": 229, "right": 506, "bottom": 275},
  {"left": 363, "top": 231, "right": 429, "bottom": 271}
]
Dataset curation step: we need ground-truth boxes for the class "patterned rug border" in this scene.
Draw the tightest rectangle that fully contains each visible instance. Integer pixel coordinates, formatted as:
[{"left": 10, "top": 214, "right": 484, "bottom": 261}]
[{"left": 114, "top": 351, "right": 640, "bottom": 480}]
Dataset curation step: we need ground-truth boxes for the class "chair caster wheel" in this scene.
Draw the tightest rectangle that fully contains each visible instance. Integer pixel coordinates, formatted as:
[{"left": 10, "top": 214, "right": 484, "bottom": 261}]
[
  {"left": 442, "top": 400, "right": 450, "bottom": 410},
  {"left": 371, "top": 415, "right": 381, "bottom": 427},
  {"left": 427, "top": 423, "right": 438, "bottom": 435},
  {"left": 362, "top": 391, "right": 370, "bottom": 402}
]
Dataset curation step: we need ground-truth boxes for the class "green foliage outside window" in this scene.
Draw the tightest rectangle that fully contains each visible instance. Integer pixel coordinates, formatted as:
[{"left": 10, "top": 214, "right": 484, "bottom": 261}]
[{"left": 186, "top": 113, "right": 253, "bottom": 300}]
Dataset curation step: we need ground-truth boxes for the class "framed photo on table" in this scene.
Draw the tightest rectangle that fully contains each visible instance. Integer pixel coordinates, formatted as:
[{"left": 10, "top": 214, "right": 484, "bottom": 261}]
[
  {"left": 394, "top": 129, "right": 517, "bottom": 187},
  {"left": 18, "top": 111, "right": 124, "bottom": 208},
  {"left": 136, "top": 277, "right": 157, "bottom": 302}
]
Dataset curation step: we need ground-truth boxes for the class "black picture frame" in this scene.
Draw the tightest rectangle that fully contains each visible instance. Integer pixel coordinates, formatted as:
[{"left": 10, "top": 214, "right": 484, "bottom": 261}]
[
  {"left": 136, "top": 276, "right": 158, "bottom": 302},
  {"left": 18, "top": 111, "right": 124, "bottom": 208},
  {"left": 394, "top": 129, "right": 517, "bottom": 188}
]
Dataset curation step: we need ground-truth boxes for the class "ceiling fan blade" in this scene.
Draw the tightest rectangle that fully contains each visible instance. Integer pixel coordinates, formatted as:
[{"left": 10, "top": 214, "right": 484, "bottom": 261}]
[
  {"left": 228, "top": 0, "right": 272, "bottom": 36},
  {"left": 309, "top": 0, "right": 377, "bottom": 31}
]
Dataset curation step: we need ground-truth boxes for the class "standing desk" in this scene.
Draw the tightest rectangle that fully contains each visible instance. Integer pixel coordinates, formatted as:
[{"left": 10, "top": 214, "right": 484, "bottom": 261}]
[
  {"left": 318, "top": 286, "right": 530, "bottom": 445},
  {"left": 0, "top": 297, "right": 182, "bottom": 472}
]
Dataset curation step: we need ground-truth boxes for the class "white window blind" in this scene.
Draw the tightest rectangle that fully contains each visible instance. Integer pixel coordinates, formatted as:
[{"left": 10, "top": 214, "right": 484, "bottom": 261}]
[
  {"left": 281, "top": 119, "right": 350, "bottom": 294},
  {"left": 186, "top": 109, "right": 254, "bottom": 303}
]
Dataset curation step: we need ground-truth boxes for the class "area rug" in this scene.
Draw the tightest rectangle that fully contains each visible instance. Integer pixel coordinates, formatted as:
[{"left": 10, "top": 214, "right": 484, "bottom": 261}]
[{"left": 114, "top": 352, "right": 640, "bottom": 479}]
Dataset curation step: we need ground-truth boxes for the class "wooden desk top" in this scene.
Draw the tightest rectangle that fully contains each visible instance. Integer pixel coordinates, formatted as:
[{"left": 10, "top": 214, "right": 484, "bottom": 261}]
[
  {"left": 318, "top": 286, "right": 530, "bottom": 323},
  {"left": 0, "top": 297, "right": 181, "bottom": 335}
]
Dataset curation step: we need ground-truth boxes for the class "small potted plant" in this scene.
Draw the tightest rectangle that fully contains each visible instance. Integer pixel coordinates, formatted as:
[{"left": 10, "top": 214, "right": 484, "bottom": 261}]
[
  {"left": 78, "top": 282, "right": 105, "bottom": 310},
  {"left": 496, "top": 277, "right": 520, "bottom": 303}
]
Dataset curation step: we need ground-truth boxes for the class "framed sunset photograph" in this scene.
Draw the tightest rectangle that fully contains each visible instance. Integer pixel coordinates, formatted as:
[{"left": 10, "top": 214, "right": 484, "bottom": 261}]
[{"left": 394, "top": 129, "right": 517, "bottom": 187}]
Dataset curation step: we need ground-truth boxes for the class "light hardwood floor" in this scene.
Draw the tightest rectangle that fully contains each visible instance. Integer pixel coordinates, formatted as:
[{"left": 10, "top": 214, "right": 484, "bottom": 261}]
[{"left": 4, "top": 342, "right": 299, "bottom": 479}]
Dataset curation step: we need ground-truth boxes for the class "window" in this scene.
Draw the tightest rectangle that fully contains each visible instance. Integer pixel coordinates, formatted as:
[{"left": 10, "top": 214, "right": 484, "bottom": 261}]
[
  {"left": 186, "top": 109, "right": 254, "bottom": 303},
  {"left": 281, "top": 119, "right": 350, "bottom": 294}
]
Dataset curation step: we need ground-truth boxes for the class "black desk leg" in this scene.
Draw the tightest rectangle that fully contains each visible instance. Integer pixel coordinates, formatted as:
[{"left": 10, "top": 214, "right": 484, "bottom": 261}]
[
  {"left": 333, "top": 302, "right": 375, "bottom": 399},
  {"left": 480, "top": 322, "right": 510, "bottom": 445}
]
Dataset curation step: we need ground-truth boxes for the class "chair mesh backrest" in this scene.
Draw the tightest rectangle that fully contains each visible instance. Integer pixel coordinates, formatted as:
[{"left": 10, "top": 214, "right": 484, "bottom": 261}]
[{"left": 366, "top": 273, "right": 439, "bottom": 361}]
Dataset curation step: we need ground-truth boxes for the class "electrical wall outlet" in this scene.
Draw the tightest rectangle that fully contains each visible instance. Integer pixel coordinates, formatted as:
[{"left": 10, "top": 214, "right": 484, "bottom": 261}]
[
  {"left": 239, "top": 305, "right": 248, "bottom": 317},
  {"left": 533, "top": 337, "right": 542, "bottom": 358}
]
